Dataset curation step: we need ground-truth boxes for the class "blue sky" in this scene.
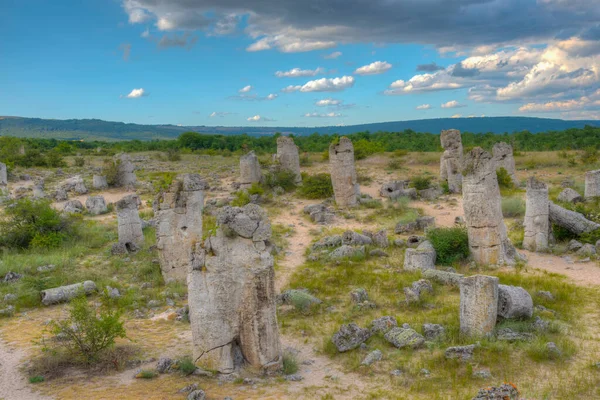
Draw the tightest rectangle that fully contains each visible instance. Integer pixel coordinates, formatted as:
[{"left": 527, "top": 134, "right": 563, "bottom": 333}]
[{"left": 1, "top": 0, "right": 599, "bottom": 126}]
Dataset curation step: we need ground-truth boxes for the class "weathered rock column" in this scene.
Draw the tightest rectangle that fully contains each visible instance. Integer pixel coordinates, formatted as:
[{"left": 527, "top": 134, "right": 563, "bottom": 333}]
[
  {"left": 115, "top": 153, "right": 137, "bottom": 189},
  {"left": 462, "top": 147, "right": 519, "bottom": 266},
  {"left": 116, "top": 194, "right": 144, "bottom": 250},
  {"left": 93, "top": 175, "right": 108, "bottom": 189},
  {"left": 440, "top": 129, "right": 463, "bottom": 193},
  {"left": 239, "top": 151, "right": 263, "bottom": 189},
  {"left": 275, "top": 136, "right": 302, "bottom": 184},
  {"left": 492, "top": 142, "right": 517, "bottom": 184},
  {"left": 329, "top": 137, "right": 359, "bottom": 207},
  {"left": 156, "top": 174, "right": 208, "bottom": 282},
  {"left": 584, "top": 169, "right": 600, "bottom": 199},
  {"left": 188, "top": 204, "right": 282, "bottom": 374},
  {"left": 460, "top": 275, "right": 499, "bottom": 336},
  {"left": 523, "top": 177, "right": 549, "bottom": 252},
  {"left": 0, "top": 162, "right": 7, "bottom": 186}
]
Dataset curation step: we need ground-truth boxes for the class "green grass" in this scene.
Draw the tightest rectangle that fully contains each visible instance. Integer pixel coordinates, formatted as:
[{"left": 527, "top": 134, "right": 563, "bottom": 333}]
[
  {"left": 29, "top": 375, "right": 45, "bottom": 383},
  {"left": 282, "top": 352, "right": 299, "bottom": 375},
  {"left": 502, "top": 196, "right": 526, "bottom": 218},
  {"left": 176, "top": 356, "right": 197, "bottom": 375},
  {"left": 136, "top": 369, "right": 158, "bottom": 379}
]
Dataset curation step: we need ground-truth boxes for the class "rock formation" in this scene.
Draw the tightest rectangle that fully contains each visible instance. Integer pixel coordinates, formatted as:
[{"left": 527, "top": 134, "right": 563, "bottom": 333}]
[
  {"left": 93, "top": 175, "right": 108, "bottom": 189},
  {"left": 549, "top": 202, "right": 600, "bottom": 234},
  {"left": 0, "top": 162, "right": 7, "bottom": 186},
  {"left": 41, "top": 281, "right": 97, "bottom": 305},
  {"left": 557, "top": 188, "right": 583, "bottom": 203},
  {"left": 115, "top": 153, "right": 137, "bottom": 189},
  {"left": 329, "top": 137, "right": 360, "bottom": 207},
  {"left": 85, "top": 195, "right": 108, "bottom": 215},
  {"left": 116, "top": 194, "right": 144, "bottom": 250},
  {"left": 403, "top": 241, "right": 436, "bottom": 271},
  {"left": 523, "top": 177, "right": 549, "bottom": 252},
  {"left": 239, "top": 151, "right": 263, "bottom": 189},
  {"left": 492, "top": 142, "right": 517, "bottom": 184},
  {"left": 584, "top": 169, "right": 600, "bottom": 199},
  {"left": 380, "top": 180, "right": 417, "bottom": 200},
  {"left": 462, "top": 147, "right": 519, "bottom": 266},
  {"left": 275, "top": 136, "right": 302, "bottom": 184},
  {"left": 156, "top": 174, "right": 208, "bottom": 282},
  {"left": 61, "top": 175, "right": 87, "bottom": 194},
  {"left": 460, "top": 275, "right": 499, "bottom": 337},
  {"left": 63, "top": 200, "right": 84, "bottom": 213},
  {"left": 497, "top": 285, "right": 533, "bottom": 319},
  {"left": 188, "top": 204, "right": 282, "bottom": 374},
  {"left": 440, "top": 129, "right": 463, "bottom": 193}
]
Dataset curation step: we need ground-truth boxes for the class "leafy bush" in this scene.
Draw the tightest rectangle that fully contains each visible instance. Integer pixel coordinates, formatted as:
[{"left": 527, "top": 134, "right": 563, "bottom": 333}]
[
  {"left": 298, "top": 173, "right": 334, "bottom": 199},
  {"left": 50, "top": 296, "right": 126, "bottom": 364},
  {"left": 103, "top": 158, "right": 119, "bottom": 186},
  {"left": 496, "top": 167, "right": 513, "bottom": 189},
  {"left": 410, "top": 175, "right": 432, "bottom": 190},
  {"left": 387, "top": 158, "right": 402, "bottom": 169},
  {"left": 247, "top": 182, "right": 264, "bottom": 196},
  {"left": 0, "top": 199, "right": 76, "bottom": 249},
  {"left": 426, "top": 227, "right": 469, "bottom": 265},
  {"left": 502, "top": 197, "right": 526, "bottom": 218},
  {"left": 136, "top": 369, "right": 157, "bottom": 379},
  {"left": 74, "top": 157, "right": 85, "bottom": 167},
  {"left": 299, "top": 153, "right": 312, "bottom": 166},
  {"left": 46, "top": 149, "right": 66, "bottom": 168},
  {"left": 264, "top": 169, "right": 297, "bottom": 192},
  {"left": 166, "top": 148, "right": 181, "bottom": 161},
  {"left": 353, "top": 139, "right": 385, "bottom": 160},
  {"left": 282, "top": 352, "right": 299, "bottom": 375},
  {"left": 231, "top": 190, "right": 251, "bottom": 207},
  {"left": 29, "top": 375, "right": 45, "bottom": 384},
  {"left": 579, "top": 147, "right": 598, "bottom": 165},
  {"left": 176, "top": 356, "right": 197, "bottom": 375}
]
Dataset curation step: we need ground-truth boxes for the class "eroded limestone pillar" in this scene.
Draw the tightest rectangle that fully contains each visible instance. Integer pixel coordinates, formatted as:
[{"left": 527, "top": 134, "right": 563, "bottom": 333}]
[
  {"left": 329, "top": 137, "right": 359, "bottom": 207},
  {"left": 116, "top": 194, "right": 143, "bottom": 249},
  {"left": 462, "top": 147, "right": 519, "bottom": 266},
  {"left": 0, "top": 162, "right": 7, "bottom": 186},
  {"left": 584, "top": 169, "right": 600, "bottom": 199},
  {"left": 440, "top": 129, "right": 463, "bottom": 193},
  {"left": 115, "top": 153, "right": 137, "bottom": 189},
  {"left": 492, "top": 142, "right": 517, "bottom": 184},
  {"left": 188, "top": 204, "right": 282, "bottom": 375},
  {"left": 460, "top": 275, "right": 499, "bottom": 336},
  {"left": 523, "top": 177, "right": 549, "bottom": 252},
  {"left": 239, "top": 151, "right": 263, "bottom": 189},
  {"left": 276, "top": 136, "right": 302, "bottom": 184}
]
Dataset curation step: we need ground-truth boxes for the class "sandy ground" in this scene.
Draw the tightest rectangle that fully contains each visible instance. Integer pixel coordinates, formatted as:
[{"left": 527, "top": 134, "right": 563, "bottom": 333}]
[{"left": 0, "top": 337, "right": 51, "bottom": 400}]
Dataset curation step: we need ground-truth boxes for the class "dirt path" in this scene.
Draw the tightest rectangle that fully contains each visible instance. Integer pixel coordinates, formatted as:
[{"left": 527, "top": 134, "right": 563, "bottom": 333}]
[{"left": 0, "top": 337, "right": 52, "bottom": 400}]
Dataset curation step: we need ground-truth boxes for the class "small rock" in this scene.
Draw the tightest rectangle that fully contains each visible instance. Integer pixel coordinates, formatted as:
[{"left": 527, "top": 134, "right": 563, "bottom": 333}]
[
  {"left": 3, "top": 271, "right": 22, "bottom": 283},
  {"left": 192, "top": 368, "right": 213, "bottom": 377},
  {"left": 178, "top": 384, "right": 199, "bottom": 393},
  {"left": 567, "top": 239, "right": 583, "bottom": 252},
  {"left": 331, "top": 323, "right": 372, "bottom": 352},
  {"left": 284, "top": 374, "right": 304, "bottom": 381},
  {"left": 0, "top": 306, "right": 15, "bottom": 317},
  {"left": 420, "top": 368, "right": 430, "bottom": 376},
  {"left": 533, "top": 316, "right": 550, "bottom": 332},
  {"left": 105, "top": 286, "right": 121, "bottom": 299},
  {"left": 576, "top": 244, "right": 596, "bottom": 256},
  {"left": 536, "top": 290, "right": 554, "bottom": 301},
  {"left": 36, "top": 264, "right": 56, "bottom": 272},
  {"left": 546, "top": 342, "right": 562, "bottom": 357},
  {"left": 156, "top": 357, "right": 173, "bottom": 373},
  {"left": 472, "top": 383, "right": 519, "bottom": 400},
  {"left": 472, "top": 369, "right": 492, "bottom": 379},
  {"left": 166, "top": 298, "right": 175, "bottom": 307},
  {"left": 187, "top": 390, "right": 206, "bottom": 400},
  {"left": 361, "top": 349, "right": 383, "bottom": 366},
  {"left": 350, "top": 288, "right": 369, "bottom": 304},
  {"left": 422, "top": 323, "right": 445, "bottom": 341},
  {"left": 390, "top": 369, "right": 402, "bottom": 376},
  {"left": 3, "top": 294, "right": 17, "bottom": 303},
  {"left": 369, "top": 249, "right": 389, "bottom": 257},
  {"left": 147, "top": 300, "right": 161, "bottom": 308},
  {"left": 496, "top": 328, "right": 533, "bottom": 342},
  {"left": 445, "top": 344, "right": 476, "bottom": 361},
  {"left": 384, "top": 327, "right": 425, "bottom": 349}
]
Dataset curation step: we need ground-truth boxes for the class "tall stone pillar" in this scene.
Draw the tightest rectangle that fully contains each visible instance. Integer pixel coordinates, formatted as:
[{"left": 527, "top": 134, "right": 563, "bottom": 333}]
[
  {"left": 0, "top": 162, "right": 7, "bottom": 186},
  {"left": 239, "top": 151, "right": 263, "bottom": 189},
  {"left": 115, "top": 153, "right": 137, "bottom": 189},
  {"left": 440, "top": 129, "right": 463, "bottom": 193},
  {"left": 460, "top": 275, "right": 499, "bottom": 336},
  {"left": 116, "top": 194, "right": 144, "bottom": 250},
  {"left": 275, "top": 136, "right": 302, "bottom": 184},
  {"left": 329, "top": 137, "right": 359, "bottom": 207},
  {"left": 492, "top": 142, "right": 517, "bottom": 185},
  {"left": 584, "top": 169, "right": 600, "bottom": 199},
  {"left": 523, "top": 177, "right": 549, "bottom": 252}
]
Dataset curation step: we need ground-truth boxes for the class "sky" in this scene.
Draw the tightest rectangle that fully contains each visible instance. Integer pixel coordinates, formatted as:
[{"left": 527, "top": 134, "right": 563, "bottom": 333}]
[{"left": 1, "top": 0, "right": 599, "bottom": 127}]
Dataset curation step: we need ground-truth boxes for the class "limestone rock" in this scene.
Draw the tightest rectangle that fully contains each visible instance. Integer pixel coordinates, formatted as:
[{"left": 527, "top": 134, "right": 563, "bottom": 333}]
[
  {"left": 496, "top": 328, "right": 533, "bottom": 342},
  {"left": 380, "top": 181, "right": 416, "bottom": 199},
  {"left": 303, "top": 203, "right": 335, "bottom": 224},
  {"left": 116, "top": 194, "right": 144, "bottom": 249},
  {"left": 403, "top": 241, "right": 436, "bottom": 271},
  {"left": 54, "top": 188, "right": 68, "bottom": 201},
  {"left": 497, "top": 284, "right": 533, "bottom": 319},
  {"left": 275, "top": 136, "right": 302, "bottom": 184},
  {"left": 329, "top": 245, "right": 365, "bottom": 260},
  {"left": 445, "top": 344, "right": 476, "bottom": 361},
  {"left": 350, "top": 288, "right": 369, "bottom": 304},
  {"left": 239, "top": 151, "right": 263, "bottom": 189},
  {"left": 523, "top": 177, "right": 549, "bottom": 252},
  {"left": 329, "top": 137, "right": 359, "bottom": 207},
  {"left": 156, "top": 174, "right": 208, "bottom": 282},
  {"left": 440, "top": 129, "right": 463, "bottom": 193},
  {"left": 404, "top": 279, "right": 433, "bottom": 304},
  {"left": 331, "top": 323, "right": 372, "bottom": 352},
  {"left": 584, "top": 169, "right": 600, "bottom": 199},
  {"left": 557, "top": 188, "right": 583, "bottom": 203},
  {"left": 93, "top": 175, "right": 108, "bottom": 189},
  {"left": 472, "top": 383, "right": 520, "bottom": 400},
  {"left": 492, "top": 142, "right": 517, "bottom": 184},
  {"left": 372, "top": 230, "right": 389, "bottom": 248},
  {"left": 577, "top": 243, "right": 596, "bottom": 256},
  {"left": 460, "top": 275, "right": 499, "bottom": 337},
  {"left": 41, "top": 281, "right": 97, "bottom": 305},
  {"left": 114, "top": 153, "right": 137, "bottom": 189},
  {"left": 342, "top": 231, "right": 372, "bottom": 246},
  {"left": 384, "top": 327, "right": 425, "bottom": 349},
  {"left": 63, "top": 200, "right": 84, "bottom": 213},
  {"left": 361, "top": 349, "right": 383, "bottom": 366},
  {"left": 61, "top": 175, "right": 87, "bottom": 194},
  {"left": 85, "top": 195, "right": 108, "bottom": 215},
  {"left": 0, "top": 162, "right": 7, "bottom": 186},
  {"left": 549, "top": 202, "right": 600, "bottom": 235},
  {"left": 370, "top": 316, "right": 398, "bottom": 334},
  {"left": 312, "top": 235, "right": 342, "bottom": 250},
  {"left": 423, "top": 269, "right": 464, "bottom": 286},
  {"left": 462, "top": 148, "right": 519, "bottom": 266},
  {"left": 188, "top": 204, "right": 282, "bottom": 374},
  {"left": 279, "top": 289, "right": 322, "bottom": 309},
  {"left": 187, "top": 390, "right": 206, "bottom": 400},
  {"left": 418, "top": 187, "right": 443, "bottom": 200},
  {"left": 32, "top": 183, "right": 45, "bottom": 199},
  {"left": 567, "top": 239, "right": 583, "bottom": 252},
  {"left": 423, "top": 323, "right": 445, "bottom": 341}
]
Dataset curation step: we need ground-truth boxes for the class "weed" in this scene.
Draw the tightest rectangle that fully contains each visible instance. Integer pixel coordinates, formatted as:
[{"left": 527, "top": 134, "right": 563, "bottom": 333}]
[
  {"left": 282, "top": 352, "right": 299, "bottom": 375},
  {"left": 136, "top": 369, "right": 158, "bottom": 379}
]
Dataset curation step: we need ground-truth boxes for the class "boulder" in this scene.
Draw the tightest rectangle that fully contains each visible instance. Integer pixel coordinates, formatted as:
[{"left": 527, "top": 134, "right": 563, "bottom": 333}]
[
  {"left": 329, "top": 245, "right": 365, "bottom": 260},
  {"left": 557, "top": 188, "right": 583, "bottom": 203},
  {"left": 423, "top": 269, "right": 464, "bottom": 286},
  {"left": 370, "top": 316, "right": 398, "bottom": 334},
  {"left": 41, "top": 281, "right": 97, "bottom": 305},
  {"left": 423, "top": 323, "right": 445, "bottom": 341},
  {"left": 116, "top": 194, "right": 144, "bottom": 249},
  {"left": 445, "top": 344, "right": 476, "bottom": 361},
  {"left": 331, "top": 323, "right": 372, "bottom": 352},
  {"left": 93, "top": 175, "right": 108, "bottom": 189},
  {"left": 384, "top": 327, "right": 425, "bottom": 349},
  {"left": 63, "top": 200, "right": 84, "bottom": 213},
  {"left": 85, "top": 195, "right": 108, "bottom": 215},
  {"left": 342, "top": 231, "right": 372, "bottom": 246},
  {"left": 497, "top": 285, "right": 533, "bottom": 319},
  {"left": 549, "top": 202, "right": 600, "bottom": 235},
  {"left": 239, "top": 151, "right": 263, "bottom": 189},
  {"left": 403, "top": 241, "right": 436, "bottom": 271}
]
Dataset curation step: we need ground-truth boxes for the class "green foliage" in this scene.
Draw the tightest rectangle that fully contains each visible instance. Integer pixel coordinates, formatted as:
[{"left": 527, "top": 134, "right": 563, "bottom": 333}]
[
  {"left": 353, "top": 139, "right": 384, "bottom": 160},
  {"left": 74, "top": 157, "right": 85, "bottom": 167},
  {"left": 147, "top": 171, "right": 177, "bottom": 193},
  {"left": 282, "top": 352, "right": 299, "bottom": 375},
  {"left": 0, "top": 199, "right": 76, "bottom": 249},
  {"left": 50, "top": 296, "right": 126, "bottom": 364},
  {"left": 496, "top": 167, "right": 513, "bottom": 188},
  {"left": 298, "top": 173, "right": 334, "bottom": 199},
  {"left": 137, "top": 369, "right": 158, "bottom": 379},
  {"left": 166, "top": 148, "right": 181, "bottom": 161},
  {"left": 387, "top": 158, "right": 402, "bottom": 169},
  {"left": 231, "top": 190, "right": 251, "bottom": 207},
  {"left": 176, "top": 356, "right": 197, "bottom": 375},
  {"left": 426, "top": 227, "right": 470, "bottom": 264},
  {"left": 410, "top": 175, "right": 432, "bottom": 190},
  {"left": 501, "top": 197, "right": 526, "bottom": 218},
  {"left": 103, "top": 158, "right": 119, "bottom": 186},
  {"left": 299, "top": 153, "right": 312, "bottom": 167},
  {"left": 579, "top": 147, "right": 598, "bottom": 165},
  {"left": 29, "top": 375, "right": 45, "bottom": 384},
  {"left": 45, "top": 149, "right": 66, "bottom": 167},
  {"left": 264, "top": 169, "right": 297, "bottom": 192},
  {"left": 247, "top": 182, "right": 264, "bottom": 196}
]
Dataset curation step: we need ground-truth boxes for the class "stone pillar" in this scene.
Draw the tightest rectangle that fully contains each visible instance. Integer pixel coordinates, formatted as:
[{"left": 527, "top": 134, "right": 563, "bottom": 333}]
[
  {"left": 462, "top": 147, "right": 519, "bottom": 266},
  {"left": 523, "top": 177, "right": 549, "bottom": 252},
  {"left": 440, "top": 129, "right": 463, "bottom": 193},
  {"left": 329, "top": 137, "right": 359, "bottom": 207},
  {"left": 275, "top": 136, "right": 302, "bottom": 184},
  {"left": 492, "top": 142, "right": 517, "bottom": 184},
  {"left": 115, "top": 153, "right": 137, "bottom": 189},
  {"left": 0, "top": 162, "right": 7, "bottom": 186},
  {"left": 156, "top": 174, "right": 208, "bottom": 283},
  {"left": 115, "top": 194, "right": 144, "bottom": 249},
  {"left": 93, "top": 175, "right": 108, "bottom": 190},
  {"left": 188, "top": 204, "right": 282, "bottom": 375},
  {"left": 584, "top": 169, "right": 600, "bottom": 199},
  {"left": 460, "top": 275, "right": 499, "bottom": 336},
  {"left": 239, "top": 151, "right": 263, "bottom": 189}
]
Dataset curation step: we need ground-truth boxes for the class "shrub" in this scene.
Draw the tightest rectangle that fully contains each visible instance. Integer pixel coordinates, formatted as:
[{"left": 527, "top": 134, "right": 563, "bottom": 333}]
[
  {"left": 282, "top": 352, "right": 299, "bottom": 375},
  {"left": 496, "top": 167, "right": 513, "bottom": 189},
  {"left": 299, "top": 153, "right": 312, "bottom": 166},
  {"left": 501, "top": 197, "right": 526, "bottom": 218},
  {"left": 387, "top": 158, "right": 402, "bottom": 169},
  {"left": 264, "top": 170, "right": 297, "bottom": 192},
  {"left": 426, "top": 227, "right": 469, "bottom": 265},
  {"left": 247, "top": 182, "right": 264, "bottom": 196},
  {"left": 103, "top": 158, "right": 119, "bottom": 186},
  {"left": 74, "top": 157, "right": 85, "bottom": 167},
  {"left": 166, "top": 148, "right": 181, "bottom": 161},
  {"left": 50, "top": 296, "right": 126, "bottom": 364},
  {"left": 46, "top": 149, "right": 66, "bottom": 168},
  {"left": 393, "top": 149, "right": 409, "bottom": 158},
  {"left": 353, "top": 139, "right": 384, "bottom": 160},
  {"left": 176, "top": 356, "right": 197, "bottom": 375},
  {"left": 579, "top": 147, "right": 598, "bottom": 165},
  {"left": 0, "top": 199, "right": 76, "bottom": 249},
  {"left": 321, "top": 149, "right": 329, "bottom": 161},
  {"left": 136, "top": 369, "right": 157, "bottom": 379},
  {"left": 29, "top": 375, "right": 45, "bottom": 384},
  {"left": 298, "top": 173, "right": 334, "bottom": 199},
  {"left": 410, "top": 175, "right": 432, "bottom": 190},
  {"left": 231, "top": 190, "right": 251, "bottom": 207}
]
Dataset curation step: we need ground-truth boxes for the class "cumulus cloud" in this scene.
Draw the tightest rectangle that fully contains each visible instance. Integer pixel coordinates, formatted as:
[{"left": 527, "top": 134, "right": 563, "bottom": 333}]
[
  {"left": 416, "top": 104, "right": 431, "bottom": 110},
  {"left": 417, "top": 62, "right": 444, "bottom": 72},
  {"left": 304, "top": 112, "right": 342, "bottom": 118},
  {"left": 354, "top": 61, "right": 392, "bottom": 75},
  {"left": 275, "top": 67, "right": 325, "bottom": 78},
  {"left": 266, "top": 93, "right": 278, "bottom": 100},
  {"left": 323, "top": 51, "right": 342, "bottom": 59},
  {"left": 441, "top": 100, "right": 465, "bottom": 108},
  {"left": 316, "top": 98, "right": 342, "bottom": 107},
  {"left": 239, "top": 85, "right": 252, "bottom": 93},
  {"left": 283, "top": 76, "right": 355, "bottom": 93},
  {"left": 247, "top": 115, "right": 275, "bottom": 122},
  {"left": 123, "top": 88, "right": 147, "bottom": 98}
]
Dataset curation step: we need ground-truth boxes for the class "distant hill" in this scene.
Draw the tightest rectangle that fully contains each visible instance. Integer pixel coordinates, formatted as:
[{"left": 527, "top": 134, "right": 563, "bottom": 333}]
[{"left": 0, "top": 116, "right": 597, "bottom": 141}]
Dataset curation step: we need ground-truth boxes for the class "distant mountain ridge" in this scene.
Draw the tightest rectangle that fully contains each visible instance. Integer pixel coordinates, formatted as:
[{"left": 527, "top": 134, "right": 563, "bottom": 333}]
[{"left": 0, "top": 115, "right": 597, "bottom": 141}]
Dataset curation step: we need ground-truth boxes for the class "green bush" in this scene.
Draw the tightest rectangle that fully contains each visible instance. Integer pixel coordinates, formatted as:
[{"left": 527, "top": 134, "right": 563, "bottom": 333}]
[
  {"left": 353, "top": 139, "right": 385, "bottom": 160},
  {"left": 0, "top": 199, "right": 76, "bottom": 249},
  {"left": 50, "top": 296, "right": 126, "bottom": 364},
  {"left": 176, "top": 356, "right": 197, "bottom": 375},
  {"left": 410, "top": 175, "right": 432, "bottom": 190},
  {"left": 29, "top": 375, "right": 45, "bottom": 384},
  {"left": 387, "top": 158, "right": 402, "bottom": 169},
  {"left": 496, "top": 167, "right": 513, "bottom": 188},
  {"left": 46, "top": 149, "right": 66, "bottom": 168},
  {"left": 136, "top": 369, "right": 157, "bottom": 379},
  {"left": 502, "top": 197, "right": 526, "bottom": 218},
  {"left": 231, "top": 190, "right": 251, "bottom": 207},
  {"left": 247, "top": 182, "right": 264, "bottom": 196},
  {"left": 579, "top": 147, "right": 598, "bottom": 165},
  {"left": 299, "top": 153, "right": 312, "bottom": 166},
  {"left": 298, "top": 173, "right": 334, "bottom": 199},
  {"left": 426, "top": 227, "right": 469, "bottom": 265},
  {"left": 264, "top": 170, "right": 298, "bottom": 192},
  {"left": 282, "top": 352, "right": 299, "bottom": 375},
  {"left": 103, "top": 158, "right": 119, "bottom": 186},
  {"left": 74, "top": 157, "right": 85, "bottom": 167},
  {"left": 166, "top": 148, "right": 181, "bottom": 161}
]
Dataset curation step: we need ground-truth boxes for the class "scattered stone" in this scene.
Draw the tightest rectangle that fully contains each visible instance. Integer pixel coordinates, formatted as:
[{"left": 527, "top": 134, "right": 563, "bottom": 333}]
[
  {"left": 304, "top": 203, "right": 335, "bottom": 224},
  {"left": 567, "top": 239, "right": 583, "bottom": 252},
  {"left": 350, "top": 288, "right": 369, "bottom": 304},
  {"left": 497, "top": 284, "right": 533, "bottom": 319},
  {"left": 329, "top": 245, "right": 365, "bottom": 260},
  {"left": 472, "top": 369, "right": 492, "bottom": 379},
  {"left": 384, "top": 327, "right": 425, "bottom": 349},
  {"left": 178, "top": 383, "right": 199, "bottom": 393},
  {"left": 440, "top": 129, "right": 463, "bottom": 193},
  {"left": 533, "top": 316, "right": 550, "bottom": 332},
  {"left": 331, "top": 323, "right": 372, "bottom": 352},
  {"left": 279, "top": 289, "right": 322, "bottom": 309},
  {"left": 404, "top": 279, "right": 433, "bottom": 304},
  {"left": 546, "top": 342, "right": 561, "bottom": 357},
  {"left": 536, "top": 290, "right": 554, "bottom": 301},
  {"left": 395, "top": 220, "right": 418, "bottom": 234},
  {"left": 3, "top": 293, "right": 17, "bottom": 303},
  {"left": 3, "top": 271, "right": 22, "bottom": 283},
  {"left": 549, "top": 202, "right": 600, "bottom": 235},
  {"left": 54, "top": 188, "right": 68, "bottom": 201},
  {"left": 496, "top": 328, "right": 533, "bottom": 342},
  {"left": 329, "top": 137, "right": 360, "bottom": 207},
  {"left": 342, "top": 231, "right": 372, "bottom": 246},
  {"left": 455, "top": 216, "right": 465, "bottom": 225},
  {"left": 460, "top": 275, "right": 499, "bottom": 337},
  {"left": 37, "top": 264, "right": 56, "bottom": 272},
  {"left": 116, "top": 194, "right": 144, "bottom": 250},
  {"left": 557, "top": 188, "right": 583, "bottom": 203},
  {"left": 390, "top": 369, "right": 402, "bottom": 376},
  {"left": 369, "top": 249, "right": 389, "bottom": 257},
  {"left": 85, "top": 195, "right": 108, "bottom": 215},
  {"left": 239, "top": 151, "right": 263, "bottom": 189},
  {"left": 312, "top": 235, "right": 342, "bottom": 250},
  {"left": 156, "top": 357, "right": 173, "bottom": 373},
  {"left": 361, "top": 349, "right": 383, "bottom": 366},
  {"left": 403, "top": 241, "right": 436, "bottom": 271},
  {"left": 472, "top": 383, "right": 520, "bottom": 400},
  {"left": 284, "top": 374, "right": 304, "bottom": 382},
  {"left": 92, "top": 175, "right": 108, "bottom": 189},
  {"left": 63, "top": 200, "right": 84, "bottom": 213},
  {"left": 0, "top": 305, "right": 15, "bottom": 317},
  {"left": 523, "top": 177, "right": 549, "bottom": 252},
  {"left": 423, "top": 269, "right": 464, "bottom": 286},
  {"left": 114, "top": 153, "right": 137, "bottom": 189},
  {"left": 60, "top": 175, "right": 87, "bottom": 194},
  {"left": 370, "top": 316, "right": 398, "bottom": 334},
  {"left": 105, "top": 286, "right": 121, "bottom": 299},
  {"left": 406, "top": 235, "right": 424, "bottom": 248},
  {"left": 418, "top": 187, "right": 443, "bottom": 200},
  {"left": 445, "top": 344, "right": 476, "bottom": 361},
  {"left": 422, "top": 323, "right": 445, "bottom": 341},
  {"left": 187, "top": 389, "right": 206, "bottom": 400},
  {"left": 372, "top": 230, "right": 389, "bottom": 248},
  {"left": 393, "top": 239, "right": 406, "bottom": 247},
  {"left": 576, "top": 244, "right": 596, "bottom": 256},
  {"left": 420, "top": 368, "right": 430, "bottom": 376},
  {"left": 41, "top": 281, "right": 97, "bottom": 305}
]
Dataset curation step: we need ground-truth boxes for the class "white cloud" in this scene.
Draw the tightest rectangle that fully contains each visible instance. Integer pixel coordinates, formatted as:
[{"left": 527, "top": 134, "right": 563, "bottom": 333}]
[
  {"left": 209, "top": 111, "right": 233, "bottom": 117},
  {"left": 247, "top": 36, "right": 336, "bottom": 53},
  {"left": 284, "top": 76, "right": 355, "bottom": 93},
  {"left": 123, "top": 88, "right": 147, "bottom": 98},
  {"left": 323, "top": 51, "right": 342, "bottom": 59},
  {"left": 451, "top": 114, "right": 462, "bottom": 118},
  {"left": 416, "top": 104, "right": 431, "bottom": 110},
  {"left": 304, "top": 112, "right": 342, "bottom": 118},
  {"left": 266, "top": 93, "right": 278, "bottom": 100},
  {"left": 247, "top": 115, "right": 275, "bottom": 122},
  {"left": 441, "top": 100, "right": 465, "bottom": 108},
  {"left": 315, "top": 98, "right": 342, "bottom": 107},
  {"left": 239, "top": 85, "right": 252, "bottom": 93},
  {"left": 354, "top": 61, "right": 392, "bottom": 75},
  {"left": 275, "top": 67, "right": 325, "bottom": 78}
]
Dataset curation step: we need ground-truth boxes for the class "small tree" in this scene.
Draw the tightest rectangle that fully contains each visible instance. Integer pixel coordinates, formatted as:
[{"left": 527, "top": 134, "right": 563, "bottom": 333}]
[{"left": 496, "top": 167, "right": 513, "bottom": 189}]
